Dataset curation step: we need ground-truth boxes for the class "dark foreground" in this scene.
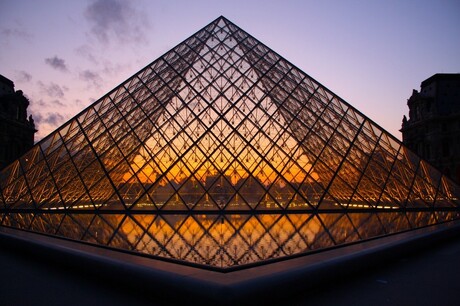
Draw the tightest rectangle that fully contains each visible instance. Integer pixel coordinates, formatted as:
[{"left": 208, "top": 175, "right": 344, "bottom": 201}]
[{"left": 1, "top": 225, "right": 459, "bottom": 306}]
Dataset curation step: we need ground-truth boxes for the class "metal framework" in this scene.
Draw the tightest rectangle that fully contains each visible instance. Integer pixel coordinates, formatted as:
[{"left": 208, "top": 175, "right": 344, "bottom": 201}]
[{"left": 1, "top": 16, "right": 459, "bottom": 269}]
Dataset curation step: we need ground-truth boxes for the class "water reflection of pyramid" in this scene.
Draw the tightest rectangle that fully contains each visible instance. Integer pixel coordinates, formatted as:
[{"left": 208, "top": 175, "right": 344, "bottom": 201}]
[{"left": 1, "top": 16, "right": 459, "bottom": 268}]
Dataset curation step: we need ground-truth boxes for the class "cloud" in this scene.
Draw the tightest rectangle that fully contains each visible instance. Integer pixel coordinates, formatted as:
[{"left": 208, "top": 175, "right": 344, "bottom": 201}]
[
  {"left": 51, "top": 99, "right": 65, "bottom": 107},
  {"left": 45, "top": 112, "right": 65, "bottom": 126},
  {"left": 16, "top": 71, "right": 32, "bottom": 83},
  {"left": 75, "top": 44, "right": 98, "bottom": 64},
  {"left": 75, "top": 99, "right": 84, "bottom": 107},
  {"left": 84, "top": 0, "right": 149, "bottom": 45},
  {"left": 45, "top": 56, "right": 68, "bottom": 72},
  {"left": 38, "top": 81, "right": 68, "bottom": 99},
  {"left": 0, "top": 26, "right": 33, "bottom": 43},
  {"left": 79, "top": 69, "right": 103, "bottom": 89},
  {"left": 34, "top": 98, "right": 64, "bottom": 108},
  {"left": 33, "top": 112, "right": 65, "bottom": 126},
  {"left": 35, "top": 99, "right": 48, "bottom": 107},
  {"left": 32, "top": 113, "right": 42, "bottom": 124}
]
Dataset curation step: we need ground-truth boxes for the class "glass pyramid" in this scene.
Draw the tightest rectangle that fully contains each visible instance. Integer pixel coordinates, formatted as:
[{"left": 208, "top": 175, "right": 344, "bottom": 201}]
[{"left": 1, "top": 16, "right": 459, "bottom": 269}]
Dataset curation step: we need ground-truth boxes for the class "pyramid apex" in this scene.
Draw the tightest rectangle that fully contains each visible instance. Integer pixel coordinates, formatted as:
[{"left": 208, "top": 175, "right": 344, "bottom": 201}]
[{"left": 214, "top": 15, "right": 230, "bottom": 23}]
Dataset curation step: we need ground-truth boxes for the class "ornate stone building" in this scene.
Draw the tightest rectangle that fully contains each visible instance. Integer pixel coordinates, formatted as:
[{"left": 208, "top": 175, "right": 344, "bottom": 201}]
[
  {"left": 0, "top": 74, "right": 36, "bottom": 169},
  {"left": 401, "top": 73, "right": 460, "bottom": 183}
]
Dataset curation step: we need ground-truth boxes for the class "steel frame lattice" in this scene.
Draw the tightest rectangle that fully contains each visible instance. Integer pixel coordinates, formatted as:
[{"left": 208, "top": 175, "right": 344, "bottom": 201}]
[{"left": 1, "top": 16, "right": 459, "bottom": 269}]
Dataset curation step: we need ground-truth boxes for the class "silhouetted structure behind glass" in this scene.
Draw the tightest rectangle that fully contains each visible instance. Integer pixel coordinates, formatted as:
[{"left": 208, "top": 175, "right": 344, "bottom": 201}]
[
  {"left": 401, "top": 74, "right": 460, "bottom": 183},
  {"left": 0, "top": 74, "right": 36, "bottom": 169}
]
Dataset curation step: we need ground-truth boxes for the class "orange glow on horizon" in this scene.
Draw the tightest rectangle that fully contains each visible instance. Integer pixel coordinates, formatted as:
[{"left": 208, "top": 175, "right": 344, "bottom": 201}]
[{"left": 121, "top": 132, "right": 320, "bottom": 186}]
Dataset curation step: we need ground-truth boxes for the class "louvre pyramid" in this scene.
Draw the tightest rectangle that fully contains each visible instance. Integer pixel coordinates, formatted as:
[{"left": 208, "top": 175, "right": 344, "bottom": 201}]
[{"left": 1, "top": 16, "right": 459, "bottom": 268}]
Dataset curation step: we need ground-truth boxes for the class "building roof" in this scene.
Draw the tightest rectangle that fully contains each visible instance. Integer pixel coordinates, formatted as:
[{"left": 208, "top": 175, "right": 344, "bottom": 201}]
[
  {"left": 0, "top": 74, "right": 14, "bottom": 88},
  {"left": 421, "top": 73, "right": 460, "bottom": 88}
]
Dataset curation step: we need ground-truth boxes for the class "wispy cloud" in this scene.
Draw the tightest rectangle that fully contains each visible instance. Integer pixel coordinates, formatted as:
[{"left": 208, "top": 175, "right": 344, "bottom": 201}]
[
  {"left": 79, "top": 69, "right": 103, "bottom": 89},
  {"left": 45, "top": 56, "right": 69, "bottom": 72},
  {"left": 51, "top": 99, "right": 65, "bottom": 107},
  {"left": 34, "top": 98, "right": 64, "bottom": 108},
  {"left": 35, "top": 99, "right": 49, "bottom": 108},
  {"left": 38, "top": 81, "right": 68, "bottom": 99},
  {"left": 33, "top": 112, "right": 65, "bottom": 126},
  {"left": 75, "top": 44, "right": 98, "bottom": 64},
  {"left": 75, "top": 99, "right": 84, "bottom": 107},
  {"left": 0, "top": 26, "right": 33, "bottom": 43},
  {"left": 16, "top": 70, "right": 32, "bottom": 83},
  {"left": 45, "top": 112, "right": 65, "bottom": 126},
  {"left": 84, "top": 0, "right": 149, "bottom": 45}
]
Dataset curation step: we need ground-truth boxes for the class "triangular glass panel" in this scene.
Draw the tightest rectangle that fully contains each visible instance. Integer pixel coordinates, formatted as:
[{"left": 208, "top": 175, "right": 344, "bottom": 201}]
[
  {"left": 348, "top": 213, "right": 386, "bottom": 239},
  {"left": 307, "top": 215, "right": 337, "bottom": 251},
  {"left": 30, "top": 213, "right": 63, "bottom": 235},
  {"left": 319, "top": 213, "right": 361, "bottom": 245},
  {"left": 380, "top": 212, "right": 411, "bottom": 234},
  {"left": 56, "top": 214, "right": 89, "bottom": 240}
]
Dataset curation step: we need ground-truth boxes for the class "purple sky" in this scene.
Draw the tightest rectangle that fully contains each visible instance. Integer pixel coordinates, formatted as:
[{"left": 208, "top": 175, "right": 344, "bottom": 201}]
[{"left": 1, "top": 0, "right": 459, "bottom": 141}]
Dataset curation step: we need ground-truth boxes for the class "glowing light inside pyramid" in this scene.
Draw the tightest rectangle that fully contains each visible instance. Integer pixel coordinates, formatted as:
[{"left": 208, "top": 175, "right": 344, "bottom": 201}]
[{"left": 115, "top": 27, "right": 323, "bottom": 210}]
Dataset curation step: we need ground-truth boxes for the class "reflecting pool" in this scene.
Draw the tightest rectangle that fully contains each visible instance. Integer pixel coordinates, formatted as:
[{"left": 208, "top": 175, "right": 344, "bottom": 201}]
[{"left": 3, "top": 211, "right": 459, "bottom": 269}]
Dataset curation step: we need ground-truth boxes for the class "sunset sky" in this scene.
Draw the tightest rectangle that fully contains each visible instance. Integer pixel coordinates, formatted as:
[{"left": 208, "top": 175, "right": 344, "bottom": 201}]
[{"left": 1, "top": 0, "right": 459, "bottom": 141}]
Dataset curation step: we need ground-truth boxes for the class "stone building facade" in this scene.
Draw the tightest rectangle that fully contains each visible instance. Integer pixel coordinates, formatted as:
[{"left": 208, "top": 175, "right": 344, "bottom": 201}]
[
  {"left": 401, "top": 73, "right": 460, "bottom": 183},
  {"left": 0, "top": 74, "right": 36, "bottom": 169}
]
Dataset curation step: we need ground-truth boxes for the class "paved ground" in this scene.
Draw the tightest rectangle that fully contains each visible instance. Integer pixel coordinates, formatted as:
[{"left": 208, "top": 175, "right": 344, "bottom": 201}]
[
  {"left": 289, "top": 237, "right": 460, "bottom": 306},
  {"left": 1, "top": 234, "right": 460, "bottom": 306}
]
